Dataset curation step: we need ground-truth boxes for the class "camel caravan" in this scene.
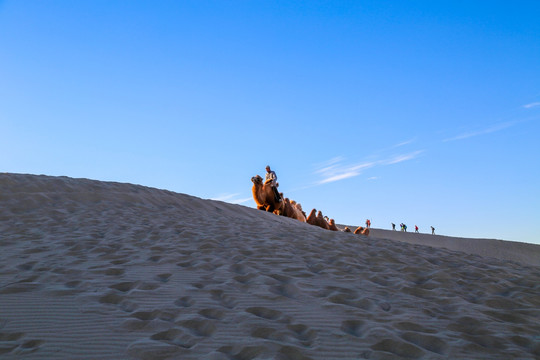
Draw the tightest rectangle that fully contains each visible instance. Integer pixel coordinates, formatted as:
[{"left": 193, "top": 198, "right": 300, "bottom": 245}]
[{"left": 251, "top": 173, "right": 370, "bottom": 236}]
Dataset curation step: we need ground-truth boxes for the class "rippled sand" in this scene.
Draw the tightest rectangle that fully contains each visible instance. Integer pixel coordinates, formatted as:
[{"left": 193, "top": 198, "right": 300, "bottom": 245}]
[{"left": 1, "top": 173, "right": 539, "bottom": 359}]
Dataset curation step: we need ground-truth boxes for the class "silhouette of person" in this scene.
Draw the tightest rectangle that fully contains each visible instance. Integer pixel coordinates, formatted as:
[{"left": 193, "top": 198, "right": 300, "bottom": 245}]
[
  {"left": 431, "top": 226, "right": 435, "bottom": 235},
  {"left": 415, "top": 225, "right": 419, "bottom": 233},
  {"left": 391, "top": 223, "right": 396, "bottom": 231}
]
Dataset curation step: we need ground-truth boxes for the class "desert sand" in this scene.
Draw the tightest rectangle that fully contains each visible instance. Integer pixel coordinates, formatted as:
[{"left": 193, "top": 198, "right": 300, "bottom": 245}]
[{"left": 1, "top": 173, "right": 539, "bottom": 359}]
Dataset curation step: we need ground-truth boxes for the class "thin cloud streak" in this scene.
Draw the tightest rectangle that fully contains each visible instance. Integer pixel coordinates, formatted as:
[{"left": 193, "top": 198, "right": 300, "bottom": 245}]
[
  {"left": 392, "top": 138, "right": 416, "bottom": 148},
  {"left": 383, "top": 150, "right": 424, "bottom": 165},
  {"left": 315, "top": 151, "right": 423, "bottom": 185},
  {"left": 523, "top": 102, "right": 540, "bottom": 109},
  {"left": 316, "top": 161, "right": 376, "bottom": 185},
  {"left": 210, "top": 193, "right": 251, "bottom": 204},
  {"left": 443, "top": 121, "right": 517, "bottom": 142}
]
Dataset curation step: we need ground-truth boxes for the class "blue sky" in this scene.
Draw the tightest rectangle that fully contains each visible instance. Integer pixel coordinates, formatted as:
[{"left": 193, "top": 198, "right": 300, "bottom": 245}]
[{"left": 1, "top": 1, "right": 539, "bottom": 244}]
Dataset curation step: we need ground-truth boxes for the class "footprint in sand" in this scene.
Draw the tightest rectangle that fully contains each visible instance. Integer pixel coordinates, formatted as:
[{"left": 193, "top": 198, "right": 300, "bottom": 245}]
[
  {"left": 155, "top": 273, "right": 172, "bottom": 283},
  {"left": 177, "top": 318, "right": 216, "bottom": 337},
  {"left": 341, "top": 320, "right": 364, "bottom": 337},
  {"left": 176, "top": 259, "right": 194, "bottom": 268},
  {"left": 0, "top": 280, "right": 41, "bottom": 295},
  {"left": 217, "top": 345, "right": 270, "bottom": 360},
  {"left": 245, "top": 307, "right": 283, "bottom": 321},
  {"left": 210, "top": 289, "right": 237, "bottom": 309},
  {"left": 250, "top": 326, "right": 285, "bottom": 341},
  {"left": 0, "top": 331, "right": 43, "bottom": 356},
  {"left": 150, "top": 328, "right": 196, "bottom": 349},
  {"left": 269, "top": 283, "right": 301, "bottom": 299},
  {"left": 99, "top": 291, "right": 139, "bottom": 313},
  {"left": 109, "top": 281, "right": 138, "bottom": 293},
  {"left": 400, "top": 331, "right": 449, "bottom": 356},
  {"left": 148, "top": 255, "right": 162, "bottom": 263},
  {"left": 16, "top": 261, "right": 38, "bottom": 271},
  {"left": 174, "top": 296, "right": 194, "bottom": 308},
  {"left": 370, "top": 338, "right": 426, "bottom": 359},
  {"left": 287, "top": 323, "right": 317, "bottom": 347},
  {"left": 104, "top": 267, "right": 125, "bottom": 276},
  {"left": 233, "top": 273, "right": 257, "bottom": 285},
  {"left": 198, "top": 308, "right": 226, "bottom": 320}
]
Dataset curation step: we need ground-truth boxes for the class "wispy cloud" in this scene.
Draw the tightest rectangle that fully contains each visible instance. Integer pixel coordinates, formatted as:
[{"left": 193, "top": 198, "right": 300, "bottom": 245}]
[
  {"left": 392, "top": 138, "right": 416, "bottom": 148},
  {"left": 317, "top": 162, "right": 376, "bottom": 184},
  {"left": 443, "top": 121, "right": 517, "bottom": 142},
  {"left": 523, "top": 102, "right": 540, "bottom": 109},
  {"left": 315, "top": 151, "right": 423, "bottom": 185},
  {"left": 383, "top": 150, "right": 424, "bottom": 165},
  {"left": 210, "top": 193, "right": 251, "bottom": 204}
]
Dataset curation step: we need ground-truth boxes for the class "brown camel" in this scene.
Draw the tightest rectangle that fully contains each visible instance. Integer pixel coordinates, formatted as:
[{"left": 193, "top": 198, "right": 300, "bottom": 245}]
[
  {"left": 327, "top": 218, "right": 339, "bottom": 231},
  {"left": 279, "top": 198, "right": 306, "bottom": 222},
  {"left": 354, "top": 226, "right": 370, "bottom": 236},
  {"left": 307, "top": 209, "right": 330, "bottom": 230},
  {"left": 291, "top": 200, "right": 307, "bottom": 219},
  {"left": 316, "top": 211, "right": 330, "bottom": 230},
  {"left": 251, "top": 175, "right": 282, "bottom": 213}
]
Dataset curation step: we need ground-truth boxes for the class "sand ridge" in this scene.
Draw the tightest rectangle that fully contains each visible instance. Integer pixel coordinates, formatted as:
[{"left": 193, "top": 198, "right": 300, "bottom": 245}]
[{"left": 1, "top": 173, "right": 539, "bottom": 359}]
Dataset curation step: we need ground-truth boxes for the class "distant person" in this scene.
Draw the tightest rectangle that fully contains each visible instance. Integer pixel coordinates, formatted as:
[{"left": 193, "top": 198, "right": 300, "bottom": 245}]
[
  {"left": 265, "top": 165, "right": 281, "bottom": 202},
  {"left": 366, "top": 219, "right": 371, "bottom": 228},
  {"left": 415, "top": 225, "right": 419, "bottom": 233},
  {"left": 391, "top": 223, "right": 396, "bottom": 231},
  {"left": 431, "top": 226, "right": 435, "bottom": 235}
]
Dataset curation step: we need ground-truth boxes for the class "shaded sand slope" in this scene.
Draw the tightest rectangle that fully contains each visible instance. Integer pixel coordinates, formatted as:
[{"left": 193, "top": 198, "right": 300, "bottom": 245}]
[{"left": 1, "top": 173, "right": 539, "bottom": 359}]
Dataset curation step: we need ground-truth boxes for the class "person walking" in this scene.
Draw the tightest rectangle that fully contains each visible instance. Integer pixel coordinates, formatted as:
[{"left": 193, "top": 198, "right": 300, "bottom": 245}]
[
  {"left": 431, "top": 226, "right": 435, "bottom": 235},
  {"left": 391, "top": 223, "right": 396, "bottom": 231},
  {"left": 415, "top": 225, "right": 419, "bottom": 233},
  {"left": 265, "top": 165, "right": 281, "bottom": 202}
]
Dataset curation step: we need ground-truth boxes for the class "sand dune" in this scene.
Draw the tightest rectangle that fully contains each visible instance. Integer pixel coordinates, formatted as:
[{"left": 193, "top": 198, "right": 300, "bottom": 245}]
[
  {"left": 338, "top": 228, "right": 540, "bottom": 267},
  {"left": 1, "top": 173, "right": 539, "bottom": 359}
]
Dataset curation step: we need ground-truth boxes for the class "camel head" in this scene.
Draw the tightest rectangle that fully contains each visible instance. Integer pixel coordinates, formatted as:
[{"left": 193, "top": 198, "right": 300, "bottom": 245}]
[{"left": 251, "top": 175, "right": 263, "bottom": 185}]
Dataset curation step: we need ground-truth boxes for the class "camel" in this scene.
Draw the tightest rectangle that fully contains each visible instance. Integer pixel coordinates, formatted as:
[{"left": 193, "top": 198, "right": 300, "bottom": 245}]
[
  {"left": 327, "top": 218, "right": 339, "bottom": 231},
  {"left": 307, "top": 209, "right": 330, "bottom": 230},
  {"left": 291, "top": 200, "right": 307, "bottom": 219},
  {"left": 317, "top": 211, "right": 330, "bottom": 230},
  {"left": 354, "top": 226, "right": 370, "bottom": 236},
  {"left": 280, "top": 198, "right": 306, "bottom": 222},
  {"left": 306, "top": 208, "right": 318, "bottom": 227},
  {"left": 251, "top": 175, "right": 360, "bottom": 232},
  {"left": 251, "top": 175, "right": 282, "bottom": 213}
]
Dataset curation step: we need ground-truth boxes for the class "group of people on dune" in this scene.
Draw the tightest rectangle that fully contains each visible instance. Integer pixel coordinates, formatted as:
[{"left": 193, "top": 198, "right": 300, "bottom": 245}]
[
  {"left": 251, "top": 166, "right": 370, "bottom": 236},
  {"left": 392, "top": 223, "right": 436, "bottom": 235}
]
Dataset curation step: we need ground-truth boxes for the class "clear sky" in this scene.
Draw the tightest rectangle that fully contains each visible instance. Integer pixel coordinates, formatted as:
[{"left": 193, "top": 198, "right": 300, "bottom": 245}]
[{"left": 1, "top": 1, "right": 539, "bottom": 244}]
